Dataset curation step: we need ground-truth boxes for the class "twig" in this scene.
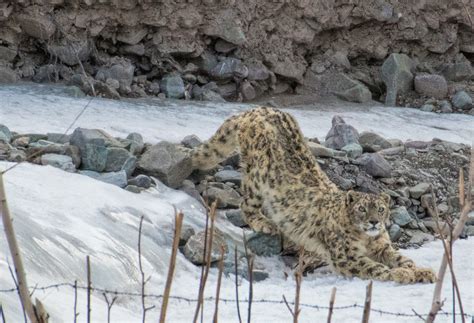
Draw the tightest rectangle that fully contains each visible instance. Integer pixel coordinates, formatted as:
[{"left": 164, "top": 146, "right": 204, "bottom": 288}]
[
  {"left": 138, "top": 216, "right": 154, "bottom": 323},
  {"left": 86, "top": 256, "right": 91, "bottom": 323},
  {"left": 234, "top": 246, "right": 243, "bottom": 323},
  {"left": 193, "top": 201, "right": 218, "bottom": 323},
  {"left": 0, "top": 173, "right": 44, "bottom": 323},
  {"left": 213, "top": 245, "right": 226, "bottom": 323},
  {"left": 73, "top": 280, "right": 78, "bottom": 323},
  {"left": 327, "top": 287, "right": 337, "bottom": 323},
  {"left": 412, "top": 309, "right": 426, "bottom": 321},
  {"left": 243, "top": 233, "right": 253, "bottom": 323},
  {"left": 362, "top": 281, "right": 373, "bottom": 323},
  {"left": 426, "top": 150, "right": 473, "bottom": 323},
  {"left": 102, "top": 292, "right": 117, "bottom": 323},
  {"left": 159, "top": 211, "right": 184, "bottom": 323}
]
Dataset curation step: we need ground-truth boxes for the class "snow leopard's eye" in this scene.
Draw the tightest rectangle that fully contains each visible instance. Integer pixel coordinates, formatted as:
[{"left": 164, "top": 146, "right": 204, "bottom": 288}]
[
  {"left": 378, "top": 207, "right": 385, "bottom": 213},
  {"left": 358, "top": 206, "right": 366, "bottom": 212}
]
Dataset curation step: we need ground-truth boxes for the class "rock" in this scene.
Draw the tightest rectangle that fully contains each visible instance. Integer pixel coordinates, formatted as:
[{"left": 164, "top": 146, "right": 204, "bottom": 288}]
[
  {"left": 203, "top": 11, "right": 246, "bottom": 46},
  {"left": 0, "top": 66, "right": 17, "bottom": 83},
  {"left": 408, "top": 230, "right": 434, "bottom": 245},
  {"left": 247, "top": 61, "right": 270, "bottom": 81},
  {"left": 451, "top": 91, "right": 472, "bottom": 110},
  {"left": 246, "top": 232, "right": 282, "bottom": 256},
  {"left": 414, "top": 74, "right": 448, "bottom": 99},
  {"left": 180, "top": 180, "right": 204, "bottom": 204},
  {"left": 47, "top": 133, "right": 71, "bottom": 144},
  {"left": 325, "top": 116, "right": 359, "bottom": 150},
  {"left": 193, "top": 50, "right": 218, "bottom": 74},
  {"left": 420, "top": 104, "right": 435, "bottom": 112},
  {"left": 440, "top": 60, "right": 473, "bottom": 82},
  {"left": 47, "top": 38, "right": 90, "bottom": 66},
  {"left": 240, "top": 81, "right": 256, "bottom": 101},
  {"left": 225, "top": 209, "right": 246, "bottom": 227},
  {"left": 214, "top": 39, "right": 237, "bottom": 53},
  {"left": 181, "top": 135, "right": 202, "bottom": 149},
  {"left": 125, "top": 185, "right": 141, "bottom": 193},
  {"left": 439, "top": 100, "right": 453, "bottom": 113},
  {"left": 215, "top": 170, "right": 242, "bottom": 186},
  {"left": 8, "top": 150, "right": 27, "bottom": 162},
  {"left": 70, "top": 128, "right": 122, "bottom": 152},
  {"left": 117, "top": 26, "right": 148, "bottom": 45},
  {"left": 201, "top": 182, "right": 241, "bottom": 208},
  {"left": 137, "top": 141, "right": 193, "bottom": 189},
  {"left": 128, "top": 174, "right": 152, "bottom": 189},
  {"left": 334, "top": 81, "right": 372, "bottom": 103},
  {"left": 388, "top": 224, "right": 402, "bottom": 242},
  {"left": 409, "top": 183, "right": 431, "bottom": 199},
  {"left": 121, "top": 156, "right": 138, "bottom": 177},
  {"left": 41, "top": 154, "right": 76, "bottom": 172},
  {"left": 358, "top": 132, "right": 391, "bottom": 152},
  {"left": 160, "top": 74, "right": 185, "bottom": 99},
  {"left": 80, "top": 170, "right": 128, "bottom": 188},
  {"left": 0, "top": 125, "right": 12, "bottom": 143},
  {"left": 210, "top": 58, "right": 248, "bottom": 80},
  {"left": 381, "top": 53, "right": 414, "bottom": 106},
  {"left": 105, "top": 147, "right": 133, "bottom": 172},
  {"left": 0, "top": 46, "right": 17, "bottom": 63},
  {"left": 183, "top": 230, "right": 228, "bottom": 265},
  {"left": 179, "top": 224, "right": 196, "bottom": 246},
  {"left": 355, "top": 153, "right": 392, "bottom": 178},
  {"left": 82, "top": 144, "right": 107, "bottom": 172},
  {"left": 18, "top": 13, "right": 56, "bottom": 40},
  {"left": 341, "top": 143, "right": 363, "bottom": 159},
  {"left": 390, "top": 206, "right": 413, "bottom": 227},
  {"left": 122, "top": 44, "right": 145, "bottom": 56},
  {"left": 125, "top": 132, "right": 145, "bottom": 155},
  {"left": 96, "top": 59, "right": 135, "bottom": 88},
  {"left": 307, "top": 142, "right": 346, "bottom": 158}
]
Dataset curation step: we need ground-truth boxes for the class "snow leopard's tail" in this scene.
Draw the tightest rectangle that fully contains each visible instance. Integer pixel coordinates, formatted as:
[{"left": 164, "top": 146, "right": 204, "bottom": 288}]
[{"left": 191, "top": 114, "right": 240, "bottom": 170}]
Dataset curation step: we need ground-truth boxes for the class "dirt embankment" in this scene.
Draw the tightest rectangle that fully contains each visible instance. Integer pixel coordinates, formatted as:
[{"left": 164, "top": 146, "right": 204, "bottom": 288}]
[{"left": 0, "top": 1, "right": 473, "bottom": 103}]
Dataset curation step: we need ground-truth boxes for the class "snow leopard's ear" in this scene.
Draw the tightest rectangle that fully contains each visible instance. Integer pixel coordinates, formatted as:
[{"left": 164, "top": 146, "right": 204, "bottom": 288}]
[
  {"left": 380, "top": 192, "right": 391, "bottom": 205},
  {"left": 346, "top": 190, "right": 358, "bottom": 206}
]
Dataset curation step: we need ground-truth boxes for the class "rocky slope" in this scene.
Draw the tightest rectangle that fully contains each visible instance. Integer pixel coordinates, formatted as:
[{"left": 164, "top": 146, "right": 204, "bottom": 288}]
[{"left": 0, "top": 1, "right": 473, "bottom": 109}]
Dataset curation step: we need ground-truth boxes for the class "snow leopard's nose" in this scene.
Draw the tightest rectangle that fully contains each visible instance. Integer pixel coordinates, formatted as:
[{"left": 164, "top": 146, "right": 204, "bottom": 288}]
[{"left": 369, "top": 220, "right": 378, "bottom": 226}]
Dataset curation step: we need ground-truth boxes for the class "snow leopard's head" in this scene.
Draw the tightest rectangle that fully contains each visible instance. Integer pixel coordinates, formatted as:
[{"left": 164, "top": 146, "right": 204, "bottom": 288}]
[{"left": 345, "top": 190, "right": 391, "bottom": 237}]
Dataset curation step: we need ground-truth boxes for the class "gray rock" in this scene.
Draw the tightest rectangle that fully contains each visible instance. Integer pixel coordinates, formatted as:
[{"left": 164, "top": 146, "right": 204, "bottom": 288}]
[
  {"left": 201, "top": 182, "right": 241, "bottom": 208},
  {"left": 183, "top": 230, "right": 228, "bottom": 265},
  {"left": 240, "top": 81, "right": 256, "bottom": 101},
  {"left": 121, "top": 156, "right": 137, "bottom": 177},
  {"left": 125, "top": 185, "right": 141, "bottom": 193},
  {"left": 181, "top": 135, "right": 202, "bottom": 149},
  {"left": 307, "top": 142, "right": 347, "bottom": 158},
  {"left": 210, "top": 58, "right": 248, "bottom": 80},
  {"left": 388, "top": 224, "right": 402, "bottom": 242},
  {"left": 440, "top": 60, "right": 473, "bottom": 82},
  {"left": 126, "top": 132, "right": 144, "bottom": 155},
  {"left": 356, "top": 153, "right": 392, "bottom": 178},
  {"left": 83, "top": 144, "right": 108, "bottom": 172},
  {"left": 215, "top": 170, "right": 242, "bottom": 186},
  {"left": 18, "top": 13, "right": 56, "bottom": 40},
  {"left": 80, "top": 170, "right": 128, "bottom": 188},
  {"left": 451, "top": 91, "right": 473, "bottom": 110},
  {"left": 246, "top": 232, "right": 282, "bottom": 256},
  {"left": 439, "top": 100, "right": 453, "bottom": 113},
  {"left": 137, "top": 141, "right": 193, "bottom": 188},
  {"left": 359, "top": 132, "right": 391, "bottom": 152},
  {"left": 0, "top": 125, "right": 12, "bottom": 143},
  {"left": 341, "top": 143, "right": 363, "bottom": 159},
  {"left": 334, "top": 81, "right": 372, "bottom": 103},
  {"left": 47, "top": 38, "right": 90, "bottom": 66},
  {"left": 180, "top": 180, "right": 204, "bottom": 204},
  {"left": 105, "top": 147, "right": 133, "bottom": 172},
  {"left": 70, "top": 128, "right": 121, "bottom": 151},
  {"left": 179, "top": 224, "right": 196, "bottom": 246},
  {"left": 325, "top": 116, "right": 359, "bottom": 150},
  {"left": 414, "top": 74, "right": 448, "bottom": 99},
  {"left": 409, "top": 183, "right": 431, "bottom": 199},
  {"left": 8, "top": 150, "right": 27, "bottom": 162},
  {"left": 390, "top": 206, "right": 413, "bottom": 227},
  {"left": 128, "top": 174, "right": 153, "bottom": 189},
  {"left": 0, "top": 46, "right": 17, "bottom": 63},
  {"left": 41, "top": 154, "right": 76, "bottom": 172},
  {"left": 203, "top": 13, "right": 246, "bottom": 46},
  {"left": 47, "top": 133, "right": 71, "bottom": 144},
  {"left": 96, "top": 59, "right": 135, "bottom": 88},
  {"left": 225, "top": 209, "right": 246, "bottom": 227},
  {"left": 214, "top": 39, "right": 237, "bottom": 53},
  {"left": 420, "top": 104, "right": 435, "bottom": 112},
  {"left": 381, "top": 53, "right": 414, "bottom": 106},
  {"left": 408, "top": 230, "right": 434, "bottom": 245},
  {"left": 0, "top": 66, "right": 18, "bottom": 84},
  {"left": 160, "top": 74, "right": 185, "bottom": 99}
]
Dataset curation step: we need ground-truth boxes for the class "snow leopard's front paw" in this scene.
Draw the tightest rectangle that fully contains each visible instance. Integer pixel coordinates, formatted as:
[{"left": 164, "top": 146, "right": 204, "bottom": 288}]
[
  {"left": 389, "top": 267, "right": 416, "bottom": 284},
  {"left": 414, "top": 267, "right": 437, "bottom": 284}
]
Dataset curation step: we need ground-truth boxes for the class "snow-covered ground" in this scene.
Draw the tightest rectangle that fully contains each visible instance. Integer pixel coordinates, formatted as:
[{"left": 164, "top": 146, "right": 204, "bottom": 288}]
[{"left": 0, "top": 84, "right": 473, "bottom": 322}]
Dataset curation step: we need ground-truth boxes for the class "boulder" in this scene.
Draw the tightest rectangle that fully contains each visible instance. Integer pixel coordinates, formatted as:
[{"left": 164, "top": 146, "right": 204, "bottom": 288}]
[
  {"left": 381, "top": 53, "right": 414, "bottom": 106},
  {"left": 341, "top": 143, "right": 363, "bottom": 159},
  {"left": 440, "top": 59, "right": 473, "bottom": 82},
  {"left": 334, "top": 81, "right": 372, "bottom": 103},
  {"left": 128, "top": 174, "right": 153, "bottom": 189},
  {"left": 414, "top": 74, "right": 447, "bottom": 99},
  {"left": 409, "top": 183, "right": 431, "bottom": 199},
  {"left": 359, "top": 132, "right": 392, "bottom": 152},
  {"left": 18, "top": 13, "right": 56, "bottom": 40},
  {"left": 390, "top": 206, "right": 413, "bottom": 227},
  {"left": 183, "top": 230, "right": 228, "bottom": 265},
  {"left": 307, "top": 142, "right": 347, "bottom": 158},
  {"left": 201, "top": 182, "right": 241, "bottom": 208},
  {"left": 420, "top": 104, "right": 435, "bottom": 112},
  {"left": 80, "top": 170, "right": 128, "bottom": 188},
  {"left": 451, "top": 91, "right": 472, "bottom": 110},
  {"left": 0, "top": 46, "right": 17, "bottom": 63},
  {"left": 41, "top": 154, "right": 76, "bottom": 172},
  {"left": 325, "top": 116, "right": 359, "bottom": 150},
  {"left": 83, "top": 144, "right": 108, "bottom": 172},
  {"left": 96, "top": 59, "right": 135, "bottom": 88},
  {"left": 388, "top": 224, "right": 402, "bottom": 242},
  {"left": 225, "top": 209, "right": 246, "bottom": 227},
  {"left": 160, "top": 74, "right": 185, "bottom": 99},
  {"left": 126, "top": 132, "right": 145, "bottom": 155},
  {"left": 0, "top": 66, "right": 17, "bottom": 83},
  {"left": 0, "top": 125, "right": 12, "bottom": 143},
  {"left": 246, "top": 232, "right": 282, "bottom": 256},
  {"left": 355, "top": 153, "right": 392, "bottom": 178},
  {"left": 137, "top": 141, "right": 193, "bottom": 188},
  {"left": 105, "top": 147, "right": 133, "bottom": 172},
  {"left": 214, "top": 170, "right": 242, "bottom": 186},
  {"left": 47, "top": 38, "right": 91, "bottom": 66},
  {"left": 203, "top": 10, "right": 246, "bottom": 46},
  {"left": 210, "top": 58, "right": 248, "bottom": 80},
  {"left": 181, "top": 135, "right": 202, "bottom": 149}
]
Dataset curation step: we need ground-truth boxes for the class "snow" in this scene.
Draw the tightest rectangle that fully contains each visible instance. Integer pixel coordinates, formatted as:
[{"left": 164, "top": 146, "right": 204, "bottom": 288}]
[
  {"left": 0, "top": 83, "right": 473, "bottom": 144},
  {"left": 0, "top": 84, "right": 473, "bottom": 322}
]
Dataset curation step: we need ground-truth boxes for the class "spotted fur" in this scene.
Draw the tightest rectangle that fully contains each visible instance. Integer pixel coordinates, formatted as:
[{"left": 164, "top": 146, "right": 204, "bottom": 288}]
[{"left": 191, "top": 107, "right": 436, "bottom": 284}]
